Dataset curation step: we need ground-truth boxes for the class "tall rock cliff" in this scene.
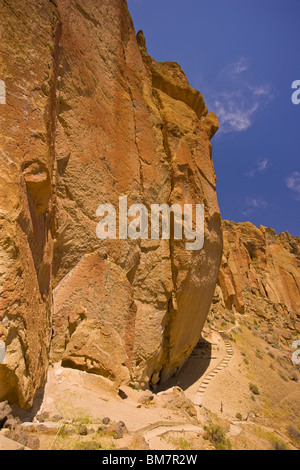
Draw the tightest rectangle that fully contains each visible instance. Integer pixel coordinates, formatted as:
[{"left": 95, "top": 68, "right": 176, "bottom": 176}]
[
  {"left": 211, "top": 221, "right": 300, "bottom": 340},
  {"left": 0, "top": 0, "right": 222, "bottom": 407},
  {"left": 0, "top": 0, "right": 60, "bottom": 408}
]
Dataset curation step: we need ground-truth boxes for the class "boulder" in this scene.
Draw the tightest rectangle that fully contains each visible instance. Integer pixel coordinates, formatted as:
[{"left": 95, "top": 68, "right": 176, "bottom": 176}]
[
  {"left": 157, "top": 387, "right": 197, "bottom": 419},
  {"left": 0, "top": 401, "right": 12, "bottom": 423}
]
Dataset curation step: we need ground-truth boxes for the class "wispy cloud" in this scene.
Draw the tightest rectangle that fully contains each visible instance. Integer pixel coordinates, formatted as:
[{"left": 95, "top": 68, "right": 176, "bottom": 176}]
[
  {"left": 252, "top": 84, "right": 272, "bottom": 97},
  {"left": 205, "top": 58, "right": 275, "bottom": 135},
  {"left": 242, "top": 197, "right": 268, "bottom": 216},
  {"left": 214, "top": 93, "right": 259, "bottom": 133},
  {"left": 245, "top": 158, "right": 270, "bottom": 177},
  {"left": 223, "top": 57, "right": 249, "bottom": 77},
  {"left": 286, "top": 171, "right": 300, "bottom": 200}
]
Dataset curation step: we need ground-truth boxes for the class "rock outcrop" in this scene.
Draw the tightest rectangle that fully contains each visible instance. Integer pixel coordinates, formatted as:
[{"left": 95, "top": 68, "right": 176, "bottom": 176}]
[
  {"left": 211, "top": 221, "right": 300, "bottom": 338},
  {"left": 0, "top": 0, "right": 222, "bottom": 407}
]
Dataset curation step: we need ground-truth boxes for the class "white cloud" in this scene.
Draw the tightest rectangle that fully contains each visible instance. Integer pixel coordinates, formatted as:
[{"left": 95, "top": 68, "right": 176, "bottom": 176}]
[
  {"left": 245, "top": 158, "right": 270, "bottom": 177},
  {"left": 257, "top": 159, "right": 269, "bottom": 172},
  {"left": 223, "top": 58, "right": 249, "bottom": 77},
  {"left": 286, "top": 172, "right": 300, "bottom": 200},
  {"left": 252, "top": 84, "right": 272, "bottom": 97},
  {"left": 242, "top": 197, "right": 268, "bottom": 216},
  {"left": 246, "top": 197, "right": 268, "bottom": 209},
  {"left": 206, "top": 59, "right": 275, "bottom": 135},
  {"left": 215, "top": 94, "right": 259, "bottom": 133}
]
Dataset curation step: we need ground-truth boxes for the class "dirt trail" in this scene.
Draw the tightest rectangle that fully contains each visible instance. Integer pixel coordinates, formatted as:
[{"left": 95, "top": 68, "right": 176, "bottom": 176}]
[{"left": 135, "top": 422, "right": 202, "bottom": 443}]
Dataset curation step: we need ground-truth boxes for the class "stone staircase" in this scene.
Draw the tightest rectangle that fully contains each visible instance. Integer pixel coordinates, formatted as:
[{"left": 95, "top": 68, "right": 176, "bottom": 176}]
[{"left": 193, "top": 332, "right": 234, "bottom": 406}]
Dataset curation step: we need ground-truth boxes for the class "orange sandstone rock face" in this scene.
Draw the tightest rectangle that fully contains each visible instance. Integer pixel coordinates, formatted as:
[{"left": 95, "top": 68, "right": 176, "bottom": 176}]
[
  {"left": 0, "top": 0, "right": 60, "bottom": 408},
  {"left": 212, "top": 221, "right": 300, "bottom": 328},
  {"left": 0, "top": 0, "right": 222, "bottom": 407},
  {"left": 51, "top": 0, "right": 222, "bottom": 389}
]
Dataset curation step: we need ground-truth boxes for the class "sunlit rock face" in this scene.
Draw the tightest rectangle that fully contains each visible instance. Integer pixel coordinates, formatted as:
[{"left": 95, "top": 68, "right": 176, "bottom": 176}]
[
  {"left": 0, "top": 0, "right": 222, "bottom": 407},
  {"left": 212, "top": 221, "right": 300, "bottom": 331},
  {"left": 0, "top": 0, "right": 59, "bottom": 408}
]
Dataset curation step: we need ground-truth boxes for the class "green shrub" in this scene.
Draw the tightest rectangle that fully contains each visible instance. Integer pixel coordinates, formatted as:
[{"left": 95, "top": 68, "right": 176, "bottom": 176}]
[
  {"left": 249, "top": 383, "right": 260, "bottom": 396},
  {"left": 278, "top": 370, "right": 288, "bottom": 382},
  {"left": 289, "top": 372, "right": 298, "bottom": 382},
  {"left": 288, "top": 426, "right": 300, "bottom": 443},
  {"left": 204, "top": 424, "right": 232, "bottom": 451},
  {"left": 256, "top": 350, "right": 263, "bottom": 360},
  {"left": 58, "top": 425, "right": 69, "bottom": 438},
  {"left": 178, "top": 438, "right": 192, "bottom": 450},
  {"left": 272, "top": 439, "right": 287, "bottom": 451},
  {"left": 74, "top": 441, "right": 102, "bottom": 451}
]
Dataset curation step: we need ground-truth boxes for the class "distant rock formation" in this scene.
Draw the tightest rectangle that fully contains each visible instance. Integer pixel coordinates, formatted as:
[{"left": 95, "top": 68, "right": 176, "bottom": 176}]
[
  {"left": 0, "top": 0, "right": 222, "bottom": 408},
  {"left": 212, "top": 221, "right": 300, "bottom": 338}
]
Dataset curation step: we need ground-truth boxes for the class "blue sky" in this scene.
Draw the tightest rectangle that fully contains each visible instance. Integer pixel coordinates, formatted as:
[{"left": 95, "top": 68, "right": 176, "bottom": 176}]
[{"left": 127, "top": 0, "right": 300, "bottom": 237}]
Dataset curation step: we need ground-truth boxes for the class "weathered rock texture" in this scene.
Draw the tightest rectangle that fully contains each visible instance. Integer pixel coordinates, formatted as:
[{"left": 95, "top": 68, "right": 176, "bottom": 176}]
[
  {"left": 211, "top": 221, "right": 300, "bottom": 338},
  {"left": 0, "top": 0, "right": 60, "bottom": 408},
  {"left": 0, "top": 0, "right": 222, "bottom": 407}
]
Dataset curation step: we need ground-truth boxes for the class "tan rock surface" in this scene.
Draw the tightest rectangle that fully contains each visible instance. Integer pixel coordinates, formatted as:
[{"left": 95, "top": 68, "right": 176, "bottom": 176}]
[
  {"left": 51, "top": 1, "right": 222, "bottom": 388},
  {"left": 212, "top": 221, "right": 300, "bottom": 329},
  {"left": 0, "top": 0, "right": 222, "bottom": 407},
  {"left": 0, "top": 0, "right": 60, "bottom": 408}
]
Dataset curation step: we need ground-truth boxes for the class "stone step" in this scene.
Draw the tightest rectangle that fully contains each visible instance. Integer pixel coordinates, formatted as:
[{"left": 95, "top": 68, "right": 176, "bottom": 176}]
[{"left": 0, "top": 435, "right": 31, "bottom": 451}]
